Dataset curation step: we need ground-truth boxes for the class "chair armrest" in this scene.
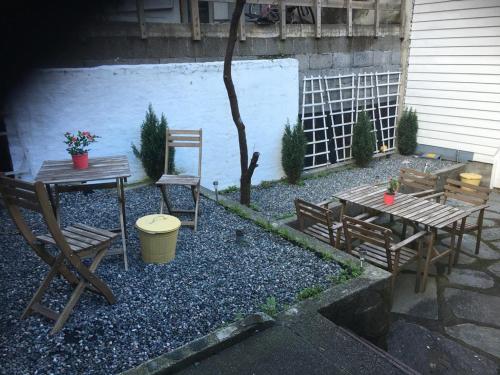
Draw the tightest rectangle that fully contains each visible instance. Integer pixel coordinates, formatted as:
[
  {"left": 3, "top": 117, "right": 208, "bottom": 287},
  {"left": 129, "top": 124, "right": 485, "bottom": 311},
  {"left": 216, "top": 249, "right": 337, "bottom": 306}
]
[
  {"left": 332, "top": 222, "right": 343, "bottom": 231},
  {"left": 423, "top": 192, "right": 444, "bottom": 201},
  {"left": 464, "top": 204, "right": 489, "bottom": 215},
  {"left": 408, "top": 189, "right": 436, "bottom": 198},
  {"left": 390, "top": 231, "right": 427, "bottom": 252},
  {"left": 316, "top": 198, "right": 333, "bottom": 208}
]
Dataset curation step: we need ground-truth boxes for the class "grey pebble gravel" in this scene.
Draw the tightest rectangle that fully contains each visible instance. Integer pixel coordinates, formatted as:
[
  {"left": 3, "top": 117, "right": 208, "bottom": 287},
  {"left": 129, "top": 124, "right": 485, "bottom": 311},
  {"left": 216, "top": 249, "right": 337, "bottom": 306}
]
[
  {"left": 0, "top": 185, "right": 340, "bottom": 375},
  {"left": 224, "top": 154, "right": 456, "bottom": 219}
]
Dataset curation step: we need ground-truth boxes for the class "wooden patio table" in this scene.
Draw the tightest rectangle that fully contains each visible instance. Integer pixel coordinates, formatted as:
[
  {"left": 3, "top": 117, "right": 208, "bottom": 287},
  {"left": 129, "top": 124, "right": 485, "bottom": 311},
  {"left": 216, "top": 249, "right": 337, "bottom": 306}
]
[
  {"left": 35, "top": 155, "right": 131, "bottom": 270},
  {"left": 333, "top": 184, "right": 472, "bottom": 292}
]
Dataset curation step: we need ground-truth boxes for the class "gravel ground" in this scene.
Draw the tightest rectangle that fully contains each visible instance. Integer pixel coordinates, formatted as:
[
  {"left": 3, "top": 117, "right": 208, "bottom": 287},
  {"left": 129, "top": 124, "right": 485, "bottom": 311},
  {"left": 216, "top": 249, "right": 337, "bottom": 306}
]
[
  {"left": 0, "top": 185, "right": 340, "bottom": 375},
  {"left": 223, "top": 154, "right": 457, "bottom": 220}
]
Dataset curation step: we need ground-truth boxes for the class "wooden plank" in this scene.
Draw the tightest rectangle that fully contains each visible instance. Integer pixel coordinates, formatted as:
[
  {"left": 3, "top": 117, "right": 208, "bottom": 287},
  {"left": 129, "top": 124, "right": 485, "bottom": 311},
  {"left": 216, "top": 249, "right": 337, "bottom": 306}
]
[
  {"left": 239, "top": 10, "right": 246, "bottom": 41},
  {"left": 315, "top": 0, "right": 322, "bottom": 39},
  {"left": 280, "top": 0, "right": 287, "bottom": 40},
  {"left": 136, "top": 0, "right": 148, "bottom": 39},
  {"left": 190, "top": 0, "right": 201, "bottom": 41},
  {"left": 347, "top": 0, "right": 353, "bottom": 37},
  {"left": 72, "top": 223, "right": 118, "bottom": 238}
]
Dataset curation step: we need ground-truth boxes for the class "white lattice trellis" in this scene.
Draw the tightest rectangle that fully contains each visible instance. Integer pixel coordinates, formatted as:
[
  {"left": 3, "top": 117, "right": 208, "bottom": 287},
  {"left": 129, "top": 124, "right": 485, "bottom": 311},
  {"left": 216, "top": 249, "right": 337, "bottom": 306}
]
[
  {"left": 325, "top": 74, "right": 356, "bottom": 163},
  {"left": 301, "top": 76, "right": 330, "bottom": 169},
  {"left": 355, "top": 72, "right": 378, "bottom": 152},
  {"left": 376, "top": 71, "right": 401, "bottom": 151}
]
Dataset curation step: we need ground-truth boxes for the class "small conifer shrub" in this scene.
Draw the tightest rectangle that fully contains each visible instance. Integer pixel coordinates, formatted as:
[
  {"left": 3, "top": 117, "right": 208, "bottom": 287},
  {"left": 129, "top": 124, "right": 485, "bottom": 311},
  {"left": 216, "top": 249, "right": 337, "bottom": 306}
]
[
  {"left": 397, "top": 108, "right": 418, "bottom": 155},
  {"left": 352, "top": 111, "right": 375, "bottom": 167},
  {"left": 281, "top": 119, "right": 307, "bottom": 184},
  {"left": 132, "top": 104, "right": 175, "bottom": 181}
]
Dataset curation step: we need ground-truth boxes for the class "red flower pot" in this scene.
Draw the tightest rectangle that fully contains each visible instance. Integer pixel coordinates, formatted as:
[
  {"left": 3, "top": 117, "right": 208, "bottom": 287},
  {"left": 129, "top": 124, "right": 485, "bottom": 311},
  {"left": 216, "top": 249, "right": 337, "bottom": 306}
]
[
  {"left": 72, "top": 153, "right": 89, "bottom": 169},
  {"left": 384, "top": 192, "right": 395, "bottom": 205}
]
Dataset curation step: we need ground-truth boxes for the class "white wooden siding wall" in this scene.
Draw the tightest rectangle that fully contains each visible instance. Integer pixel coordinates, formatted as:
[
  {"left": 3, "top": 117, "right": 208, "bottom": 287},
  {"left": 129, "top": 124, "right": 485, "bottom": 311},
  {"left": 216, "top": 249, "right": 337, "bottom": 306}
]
[{"left": 406, "top": 0, "right": 500, "bottom": 165}]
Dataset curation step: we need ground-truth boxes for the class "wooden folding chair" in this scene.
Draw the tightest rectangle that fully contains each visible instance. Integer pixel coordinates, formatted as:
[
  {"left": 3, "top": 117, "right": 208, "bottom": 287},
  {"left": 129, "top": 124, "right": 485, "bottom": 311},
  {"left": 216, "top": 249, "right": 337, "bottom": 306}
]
[
  {"left": 397, "top": 168, "right": 438, "bottom": 239},
  {"left": 294, "top": 198, "right": 378, "bottom": 249},
  {"left": 0, "top": 176, "right": 117, "bottom": 334},
  {"left": 342, "top": 216, "right": 426, "bottom": 291},
  {"left": 425, "top": 178, "right": 491, "bottom": 265},
  {"left": 157, "top": 129, "right": 202, "bottom": 231}
]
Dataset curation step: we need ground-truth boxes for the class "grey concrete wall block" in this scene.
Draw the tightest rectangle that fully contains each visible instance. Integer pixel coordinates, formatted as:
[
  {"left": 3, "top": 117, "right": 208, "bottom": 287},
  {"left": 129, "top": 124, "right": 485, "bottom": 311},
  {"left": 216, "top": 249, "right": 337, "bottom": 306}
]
[
  {"left": 202, "top": 38, "right": 228, "bottom": 58},
  {"left": 332, "top": 52, "right": 352, "bottom": 68},
  {"left": 252, "top": 38, "right": 268, "bottom": 56},
  {"left": 169, "top": 38, "right": 191, "bottom": 58},
  {"left": 235, "top": 38, "right": 254, "bottom": 56},
  {"left": 277, "top": 39, "right": 296, "bottom": 55},
  {"left": 145, "top": 38, "right": 169, "bottom": 58},
  {"left": 391, "top": 51, "right": 401, "bottom": 65},
  {"left": 159, "top": 57, "right": 196, "bottom": 64},
  {"left": 295, "top": 54, "right": 310, "bottom": 72},
  {"left": 309, "top": 53, "right": 333, "bottom": 70},
  {"left": 353, "top": 51, "right": 374, "bottom": 67},
  {"left": 373, "top": 51, "right": 392, "bottom": 66},
  {"left": 293, "top": 38, "right": 317, "bottom": 55}
]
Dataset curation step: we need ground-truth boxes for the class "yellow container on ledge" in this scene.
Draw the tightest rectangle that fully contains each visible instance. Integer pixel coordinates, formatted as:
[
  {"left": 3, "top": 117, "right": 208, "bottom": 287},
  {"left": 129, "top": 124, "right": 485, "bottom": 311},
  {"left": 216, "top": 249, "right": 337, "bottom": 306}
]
[{"left": 460, "top": 173, "right": 482, "bottom": 191}]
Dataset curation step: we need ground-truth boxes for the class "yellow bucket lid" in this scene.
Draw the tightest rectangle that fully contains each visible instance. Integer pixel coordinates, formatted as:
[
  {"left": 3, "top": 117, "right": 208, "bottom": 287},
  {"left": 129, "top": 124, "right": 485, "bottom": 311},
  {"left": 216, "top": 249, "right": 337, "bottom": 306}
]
[
  {"left": 135, "top": 214, "right": 181, "bottom": 234},
  {"left": 460, "top": 173, "right": 482, "bottom": 179}
]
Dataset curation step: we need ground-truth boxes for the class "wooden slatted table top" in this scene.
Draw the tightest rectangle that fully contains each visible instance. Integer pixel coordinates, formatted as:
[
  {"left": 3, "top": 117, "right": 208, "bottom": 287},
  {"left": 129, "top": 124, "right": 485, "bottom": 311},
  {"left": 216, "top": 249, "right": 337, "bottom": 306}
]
[
  {"left": 334, "top": 184, "right": 470, "bottom": 229},
  {"left": 35, "top": 155, "right": 131, "bottom": 184}
]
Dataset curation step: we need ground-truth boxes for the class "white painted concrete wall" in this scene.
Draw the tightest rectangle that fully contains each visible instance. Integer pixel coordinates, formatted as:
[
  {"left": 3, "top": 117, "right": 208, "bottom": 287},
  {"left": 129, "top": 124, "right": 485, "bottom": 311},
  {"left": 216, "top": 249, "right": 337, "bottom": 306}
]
[{"left": 5, "top": 59, "right": 299, "bottom": 188}]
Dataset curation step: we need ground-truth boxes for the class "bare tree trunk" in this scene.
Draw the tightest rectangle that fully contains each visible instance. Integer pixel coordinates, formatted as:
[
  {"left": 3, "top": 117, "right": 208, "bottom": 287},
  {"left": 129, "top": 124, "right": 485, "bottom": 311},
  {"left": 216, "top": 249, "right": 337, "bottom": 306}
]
[{"left": 223, "top": 0, "right": 259, "bottom": 206}]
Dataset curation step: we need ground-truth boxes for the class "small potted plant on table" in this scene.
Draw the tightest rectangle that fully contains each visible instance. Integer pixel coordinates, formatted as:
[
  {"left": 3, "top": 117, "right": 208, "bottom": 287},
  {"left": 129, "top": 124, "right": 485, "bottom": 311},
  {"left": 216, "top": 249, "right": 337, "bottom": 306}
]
[
  {"left": 384, "top": 177, "right": 399, "bottom": 205},
  {"left": 64, "top": 131, "right": 99, "bottom": 169}
]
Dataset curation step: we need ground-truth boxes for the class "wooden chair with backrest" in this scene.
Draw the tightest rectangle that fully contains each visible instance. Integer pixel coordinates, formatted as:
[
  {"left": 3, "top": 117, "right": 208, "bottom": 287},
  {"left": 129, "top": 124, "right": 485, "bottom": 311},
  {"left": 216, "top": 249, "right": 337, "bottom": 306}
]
[
  {"left": 397, "top": 168, "right": 439, "bottom": 239},
  {"left": 0, "top": 176, "right": 118, "bottom": 334},
  {"left": 157, "top": 129, "right": 202, "bottom": 231},
  {"left": 294, "top": 198, "right": 378, "bottom": 249},
  {"left": 342, "top": 216, "right": 426, "bottom": 291},
  {"left": 425, "top": 178, "right": 491, "bottom": 265}
]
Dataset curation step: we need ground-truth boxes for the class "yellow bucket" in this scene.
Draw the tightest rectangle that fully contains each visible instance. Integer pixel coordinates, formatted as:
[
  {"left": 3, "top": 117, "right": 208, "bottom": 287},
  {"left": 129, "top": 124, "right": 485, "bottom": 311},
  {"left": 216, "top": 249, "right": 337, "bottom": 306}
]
[
  {"left": 460, "top": 173, "right": 482, "bottom": 191},
  {"left": 135, "top": 214, "right": 181, "bottom": 264}
]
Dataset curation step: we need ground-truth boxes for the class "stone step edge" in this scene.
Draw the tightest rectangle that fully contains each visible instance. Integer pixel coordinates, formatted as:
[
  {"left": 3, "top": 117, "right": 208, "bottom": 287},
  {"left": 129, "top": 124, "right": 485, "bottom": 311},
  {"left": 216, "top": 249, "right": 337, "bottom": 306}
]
[{"left": 120, "top": 313, "right": 274, "bottom": 375}]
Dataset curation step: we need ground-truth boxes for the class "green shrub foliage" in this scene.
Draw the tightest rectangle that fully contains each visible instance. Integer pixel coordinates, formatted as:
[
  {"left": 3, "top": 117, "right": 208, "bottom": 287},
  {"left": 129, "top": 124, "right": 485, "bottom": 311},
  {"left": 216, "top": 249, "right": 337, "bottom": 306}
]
[
  {"left": 132, "top": 104, "right": 175, "bottom": 181},
  {"left": 281, "top": 119, "right": 307, "bottom": 184},
  {"left": 397, "top": 108, "right": 418, "bottom": 155},
  {"left": 352, "top": 111, "right": 375, "bottom": 167}
]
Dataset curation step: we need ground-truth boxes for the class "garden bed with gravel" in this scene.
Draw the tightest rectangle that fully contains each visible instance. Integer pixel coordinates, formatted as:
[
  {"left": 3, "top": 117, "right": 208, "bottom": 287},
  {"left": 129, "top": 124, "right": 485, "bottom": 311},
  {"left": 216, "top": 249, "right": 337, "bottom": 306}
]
[
  {"left": 222, "top": 154, "right": 457, "bottom": 220},
  {"left": 0, "top": 185, "right": 342, "bottom": 375}
]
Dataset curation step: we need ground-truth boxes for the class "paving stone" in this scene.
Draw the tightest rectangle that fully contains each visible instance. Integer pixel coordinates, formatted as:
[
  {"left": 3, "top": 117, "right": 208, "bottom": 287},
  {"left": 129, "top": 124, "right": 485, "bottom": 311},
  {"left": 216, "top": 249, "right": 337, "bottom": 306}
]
[
  {"left": 485, "top": 211, "right": 500, "bottom": 219},
  {"left": 441, "top": 235, "right": 500, "bottom": 260},
  {"left": 392, "top": 274, "right": 438, "bottom": 320},
  {"left": 480, "top": 228, "right": 500, "bottom": 241},
  {"left": 445, "top": 324, "right": 500, "bottom": 359},
  {"left": 446, "top": 269, "right": 494, "bottom": 289},
  {"left": 435, "top": 244, "right": 476, "bottom": 266},
  {"left": 492, "top": 240, "right": 500, "bottom": 250},
  {"left": 487, "top": 261, "right": 500, "bottom": 278},
  {"left": 482, "top": 219, "right": 497, "bottom": 228},
  {"left": 444, "top": 288, "right": 500, "bottom": 327},
  {"left": 387, "top": 320, "right": 499, "bottom": 375}
]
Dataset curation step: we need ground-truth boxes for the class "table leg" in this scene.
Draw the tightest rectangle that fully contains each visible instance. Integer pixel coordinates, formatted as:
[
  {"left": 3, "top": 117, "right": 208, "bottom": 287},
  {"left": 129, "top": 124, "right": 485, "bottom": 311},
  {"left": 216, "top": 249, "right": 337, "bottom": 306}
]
[
  {"left": 454, "top": 217, "right": 467, "bottom": 266},
  {"left": 119, "top": 178, "right": 128, "bottom": 239},
  {"left": 116, "top": 178, "right": 128, "bottom": 271},
  {"left": 420, "top": 228, "right": 435, "bottom": 293}
]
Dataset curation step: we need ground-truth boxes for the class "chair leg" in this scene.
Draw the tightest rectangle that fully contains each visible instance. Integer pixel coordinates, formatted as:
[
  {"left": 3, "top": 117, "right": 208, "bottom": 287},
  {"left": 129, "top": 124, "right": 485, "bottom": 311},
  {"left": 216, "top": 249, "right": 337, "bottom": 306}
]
[
  {"left": 401, "top": 221, "right": 407, "bottom": 240},
  {"left": 475, "top": 229, "right": 482, "bottom": 255},
  {"left": 21, "top": 253, "right": 66, "bottom": 320},
  {"left": 415, "top": 240, "right": 423, "bottom": 293},
  {"left": 193, "top": 184, "right": 200, "bottom": 231},
  {"left": 51, "top": 249, "right": 114, "bottom": 334},
  {"left": 453, "top": 218, "right": 467, "bottom": 266},
  {"left": 448, "top": 222, "right": 457, "bottom": 274}
]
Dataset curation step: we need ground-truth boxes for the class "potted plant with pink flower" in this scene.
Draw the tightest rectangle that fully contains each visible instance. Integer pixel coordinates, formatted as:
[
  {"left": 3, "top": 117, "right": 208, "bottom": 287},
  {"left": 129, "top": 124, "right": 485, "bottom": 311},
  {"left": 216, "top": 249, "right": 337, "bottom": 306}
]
[{"left": 64, "top": 131, "right": 99, "bottom": 169}]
